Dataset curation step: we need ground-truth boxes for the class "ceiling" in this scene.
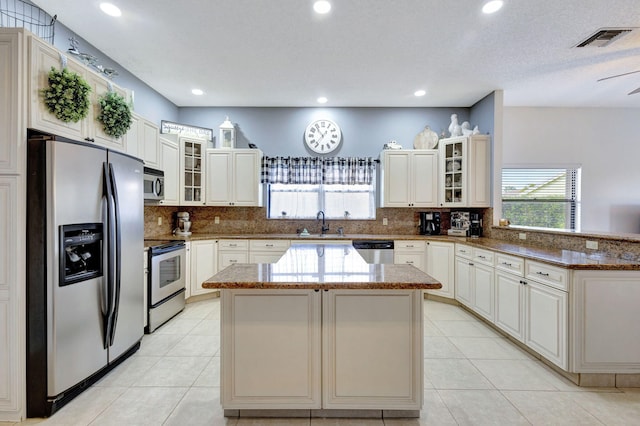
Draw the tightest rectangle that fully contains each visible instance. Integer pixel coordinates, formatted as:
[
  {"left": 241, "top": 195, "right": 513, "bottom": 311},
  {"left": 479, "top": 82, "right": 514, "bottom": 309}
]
[{"left": 30, "top": 0, "right": 640, "bottom": 108}]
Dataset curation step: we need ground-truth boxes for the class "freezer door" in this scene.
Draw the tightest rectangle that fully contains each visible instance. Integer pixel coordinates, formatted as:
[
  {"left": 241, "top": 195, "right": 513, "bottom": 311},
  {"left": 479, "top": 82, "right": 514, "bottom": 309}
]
[
  {"left": 106, "top": 150, "right": 144, "bottom": 362},
  {"left": 47, "top": 140, "right": 109, "bottom": 396}
]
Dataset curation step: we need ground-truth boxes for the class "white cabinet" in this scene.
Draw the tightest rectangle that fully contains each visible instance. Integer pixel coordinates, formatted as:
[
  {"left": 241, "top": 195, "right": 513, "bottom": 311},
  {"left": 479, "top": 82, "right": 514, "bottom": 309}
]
[
  {"left": 221, "top": 288, "right": 423, "bottom": 411},
  {"left": 439, "top": 135, "right": 491, "bottom": 207},
  {"left": 159, "top": 137, "right": 180, "bottom": 205},
  {"left": 425, "top": 241, "right": 455, "bottom": 299},
  {"left": 189, "top": 240, "right": 218, "bottom": 297},
  {"left": 394, "top": 240, "right": 426, "bottom": 272},
  {"left": 572, "top": 270, "right": 640, "bottom": 373},
  {"left": 0, "top": 30, "right": 25, "bottom": 174},
  {"left": 322, "top": 289, "right": 423, "bottom": 410},
  {"left": 179, "top": 137, "right": 206, "bottom": 205},
  {"left": 454, "top": 244, "right": 494, "bottom": 322},
  {"left": 221, "top": 289, "right": 322, "bottom": 409},
  {"left": 218, "top": 240, "right": 249, "bottom": 270},
  {"left": 205, "top": 149, "right": 263, "bottom": 207},
  {"left": 126, "top": 113, "right": 159, "bottom": 167},
  {"left": 249, "top": 239, "right": 290, "bottom": 263},
  {"left": 495, "top": 269, "right": 525, "bottom": 341},
  {"left": 380, "top": 150, "right": 438, "bottom": 207},
  {"left": 29, "top": 36, "right": 131, "bottom": 153}
]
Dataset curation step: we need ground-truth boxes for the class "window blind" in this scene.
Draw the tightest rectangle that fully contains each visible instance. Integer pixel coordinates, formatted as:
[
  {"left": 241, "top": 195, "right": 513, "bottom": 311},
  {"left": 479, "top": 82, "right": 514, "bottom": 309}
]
[{"left": 502, "top": 167, "right": 580, "bottom": 230}]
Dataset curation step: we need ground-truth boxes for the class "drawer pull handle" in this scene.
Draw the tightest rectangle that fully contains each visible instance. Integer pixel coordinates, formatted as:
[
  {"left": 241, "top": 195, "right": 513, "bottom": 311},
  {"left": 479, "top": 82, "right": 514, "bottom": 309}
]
[
  {"left": 519, "top": 280, "right": 528, "bottom": 285},
  {"left": 266, "top": 244, "right": 274, "bottom": 247},
  {"left": 460, "top": 250, "right": 467, "bottom": 253},
  {"left": 478, "top": 255, "right": 486, "bottom": 259},
  {"left": 407, "top": 261, "right": 414, "bottom": 264},
  {"left": 230, "top": 260, "right": 237, "bottom": 263},
  {"left": 229, "top": 244, "right": 237, "bottom": 247},
  {"left": 536, "top": 271, "right": 550, "bottom": 277},
  {"left": 502, "top": 262, "right": 512, "bottom": 266},
  {"left": 406, "top": 244, "right": 414, "bottom": 248}
]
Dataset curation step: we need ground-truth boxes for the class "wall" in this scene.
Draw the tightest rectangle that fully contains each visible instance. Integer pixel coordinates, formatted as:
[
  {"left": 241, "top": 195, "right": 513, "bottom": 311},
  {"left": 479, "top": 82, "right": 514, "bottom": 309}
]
[
  {"left": 178, "top": 107, "right": 471, "bottom": 156},
  {"left": 503, "top": 107, "right": 640, "bottom": 234}
]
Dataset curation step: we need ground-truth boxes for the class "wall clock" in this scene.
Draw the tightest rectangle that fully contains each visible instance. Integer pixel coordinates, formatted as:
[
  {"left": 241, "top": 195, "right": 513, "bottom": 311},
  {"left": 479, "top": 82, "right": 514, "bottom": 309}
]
[{"left": 304, "top": 119, "right": 342, "bottom": 154}]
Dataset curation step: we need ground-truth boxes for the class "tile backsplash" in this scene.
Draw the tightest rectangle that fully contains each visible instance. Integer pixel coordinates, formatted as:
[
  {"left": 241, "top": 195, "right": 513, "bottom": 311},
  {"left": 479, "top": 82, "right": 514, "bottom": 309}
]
[{"left": 144, "top": 205, "right": 491, "bottom": 238}]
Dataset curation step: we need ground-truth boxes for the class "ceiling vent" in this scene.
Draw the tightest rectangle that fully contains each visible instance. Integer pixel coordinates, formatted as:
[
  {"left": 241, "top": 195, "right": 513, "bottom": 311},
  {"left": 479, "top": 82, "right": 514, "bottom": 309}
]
[{"left": 576, "top": 28, "right": 633, "bottom": 47}]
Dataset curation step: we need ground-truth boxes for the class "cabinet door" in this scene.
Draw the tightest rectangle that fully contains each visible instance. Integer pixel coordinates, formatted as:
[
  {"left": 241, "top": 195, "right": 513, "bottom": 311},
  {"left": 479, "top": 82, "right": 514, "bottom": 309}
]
[
  {"left": 85, "top": 72, "right": 128, "bottom": 151},
  {"left": 467, "top": 135, "right": 491, "bottom": 207},
  {"left": 0, "top": 30, "right": 25, "bottom": 174},
  {"left": 190, "top": 240, "right": 217, "bottom": 296},
  {"left": 381, "top": 151, "right": 411, "bottom": 207},
  {"left": 322, "top": 289, "right": 422, "bottom": 410},
  {"left": 473, "top": 263, "right": 494, "bottom": 322},
  {"left": 180, "top": 138, "right": 205, "bottom": 205},
  {"left": 525, "top": 280, "right": 568, "bottom": 370},
  {"left": 125, "top": 113, "right": 142, "bottom": 158},
  {"left": 221, "top": 289, "right": 321, "bottom": 409},
  {"left": 159, "top": 137, "right": 179, "bottom": 206},
  {"left": 233, "top": 150, "right": 262, "bottom": 206},
  {"left": 205, "top": 150, "right": 233, "bottom": 205},
  {"left": 142, "top": 119, "right": 159, "bottom": 167},
  {"left": 425, "top": 241, "right": 455, "bottom": 299},
  {"left": 411, "top": 151, "right": 438, "bottom": 207},
  {"left": 494, "top": 270, "right": 525, "bottom": 341},
  {"left": 29, "top": 37, "right": 87, "bottom": 140},
  {"left": 454, "top": 256, "right": 473, "bottom": 307},
  {"left": 439, "top": 137, "right": 467, "bottom": 207}
]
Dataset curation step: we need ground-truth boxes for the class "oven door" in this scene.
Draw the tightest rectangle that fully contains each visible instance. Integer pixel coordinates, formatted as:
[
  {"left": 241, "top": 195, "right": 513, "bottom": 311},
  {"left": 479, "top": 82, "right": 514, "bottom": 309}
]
[{"left": 150, "top": 246, "right": 185, "bottom": 306}]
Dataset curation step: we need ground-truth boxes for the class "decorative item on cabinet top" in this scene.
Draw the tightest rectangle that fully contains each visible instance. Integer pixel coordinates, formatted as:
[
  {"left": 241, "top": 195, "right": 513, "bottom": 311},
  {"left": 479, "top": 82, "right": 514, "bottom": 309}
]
[
  {"left": 383, "top": 140, "right": 403, "bottom": 150},
  {"left": 67, "top": 36, "right": 120, "bottom": 79},
  {"left": 413, "top": 126, "right": 439, "bottom": 149},
  {"left": 219, "top": 116, "right": 236, "bottom": 148},
  {"left": 161, "top": 120, "right": 213, "bottom": 140},
  {"left": 448, "top": 113, "right": 480, "bottom": 137},
  {"left": 1, "top": 0, "right": 56, "bottom": 42}
]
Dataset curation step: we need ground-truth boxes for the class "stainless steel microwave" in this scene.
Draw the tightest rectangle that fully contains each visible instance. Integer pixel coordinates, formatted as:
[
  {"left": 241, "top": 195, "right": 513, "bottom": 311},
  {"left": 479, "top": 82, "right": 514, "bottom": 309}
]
[{"left": 143, "top": 167, "right": 164, "bottom": 202}]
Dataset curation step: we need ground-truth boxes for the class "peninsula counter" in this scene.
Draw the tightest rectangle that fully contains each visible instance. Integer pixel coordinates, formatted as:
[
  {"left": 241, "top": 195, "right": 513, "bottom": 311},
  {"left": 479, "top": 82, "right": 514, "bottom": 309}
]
[{"left": 203, "top": 243, "right": 441, "bottom": 418}]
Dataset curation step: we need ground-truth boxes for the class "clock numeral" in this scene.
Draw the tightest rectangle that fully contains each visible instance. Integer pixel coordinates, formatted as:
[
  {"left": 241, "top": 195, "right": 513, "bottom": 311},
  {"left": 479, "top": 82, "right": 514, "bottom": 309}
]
[{"left": 315, "top": 123, "right": 320, "bottom": 130}]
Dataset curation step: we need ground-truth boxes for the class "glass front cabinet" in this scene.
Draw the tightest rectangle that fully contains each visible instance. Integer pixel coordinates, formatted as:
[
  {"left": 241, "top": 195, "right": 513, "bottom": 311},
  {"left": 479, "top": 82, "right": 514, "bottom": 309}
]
[
  {"left": 179, "top": 137, "right": 206, "bottom": 205},
  {"left": 439, "top": 135, "right": 491, "bottom": 207}
]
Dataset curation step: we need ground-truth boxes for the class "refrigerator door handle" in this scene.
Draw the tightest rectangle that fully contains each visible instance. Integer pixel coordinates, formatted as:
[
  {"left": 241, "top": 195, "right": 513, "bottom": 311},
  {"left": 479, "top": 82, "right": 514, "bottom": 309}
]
[
  {"left": 102, "top": 162, "right": 116, "bottom": 349},
  {"left": 107, "top": 163, "right": 122, "bottom": 347},
  {"left": 100, "top": 177, "right": 109, "bottom": 318}
]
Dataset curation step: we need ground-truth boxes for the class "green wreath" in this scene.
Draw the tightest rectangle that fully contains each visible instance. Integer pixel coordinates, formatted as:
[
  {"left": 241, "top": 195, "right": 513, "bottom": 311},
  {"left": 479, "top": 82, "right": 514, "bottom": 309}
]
[
  {"left": 41, "top": 67, "right": 91, "bottom": 123},
  {"left": 97, "top": 91, "right": 133, "bottom": 139}
]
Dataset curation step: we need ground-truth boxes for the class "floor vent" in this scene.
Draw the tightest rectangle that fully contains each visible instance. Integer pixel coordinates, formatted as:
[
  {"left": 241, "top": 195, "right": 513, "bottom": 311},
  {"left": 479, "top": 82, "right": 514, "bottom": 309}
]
[{"left": 576, "top": 28, "right": 633, "bottom": 47}]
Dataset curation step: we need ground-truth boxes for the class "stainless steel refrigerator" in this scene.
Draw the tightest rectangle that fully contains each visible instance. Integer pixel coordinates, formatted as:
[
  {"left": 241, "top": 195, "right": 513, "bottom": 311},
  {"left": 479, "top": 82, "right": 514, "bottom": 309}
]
[{"left": 26, "top": 132, "right": 144, "bottom": 417}]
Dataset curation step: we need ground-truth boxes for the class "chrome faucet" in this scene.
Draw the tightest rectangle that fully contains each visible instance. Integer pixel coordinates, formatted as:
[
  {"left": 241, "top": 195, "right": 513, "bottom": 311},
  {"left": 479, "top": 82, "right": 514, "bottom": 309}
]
[{"left": 317, "top": 210, "right": 329, "bottom": 235}]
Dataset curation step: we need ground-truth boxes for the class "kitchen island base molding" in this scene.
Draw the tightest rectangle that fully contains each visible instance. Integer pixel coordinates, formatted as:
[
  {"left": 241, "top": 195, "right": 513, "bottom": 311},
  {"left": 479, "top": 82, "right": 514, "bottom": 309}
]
[{"left": 223, "top": 409, "right": 420, "bottom": 418}]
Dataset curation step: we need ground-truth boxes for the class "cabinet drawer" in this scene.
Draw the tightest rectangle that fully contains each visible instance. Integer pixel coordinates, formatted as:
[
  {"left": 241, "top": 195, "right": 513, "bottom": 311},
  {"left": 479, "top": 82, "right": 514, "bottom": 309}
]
[
  {"left": 249, "top": 239, "right": 290, "bottom": 251},
  {"left": 473, "top": 248, "right": 494, "bottom": 266},
  {"left": 395, "top": 240, "right": 426, "bottom": 251},
  {"left": 525, "top": 260, "right": 568, "bottom": 291},
  {"left": 495, "top": 253, "right": 524, "bottom": 276},
  {"left": 455, "top": 244, "right": 472, "bottom": 259},
  {"left": 218, "top": 239, "right": 249, "bottom": 250}
]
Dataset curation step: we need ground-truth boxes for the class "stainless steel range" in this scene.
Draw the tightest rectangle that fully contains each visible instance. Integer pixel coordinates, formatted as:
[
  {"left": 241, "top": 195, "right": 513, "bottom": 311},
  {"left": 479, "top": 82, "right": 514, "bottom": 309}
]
[{"left": 146, "top": 240, "right": 186, "bottom": 333}]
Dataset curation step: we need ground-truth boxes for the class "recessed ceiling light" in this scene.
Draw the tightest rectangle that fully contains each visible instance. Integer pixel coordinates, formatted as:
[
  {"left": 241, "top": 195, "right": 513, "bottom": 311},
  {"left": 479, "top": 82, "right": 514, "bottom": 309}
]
[
  {"left": 317, "top": 96, "right": 328, "bottom": 104},
  {"left": 482, "top": 0, "right": 503, "bottom": 14},
  {"left": 191, "top": 89, "right": 204, "bottom": 96},
  {"left": 414, "top": 89, "right": 426, "bottom": 97},
  {"left": 313, "top": 1, "right": 331, "bottom": 14},
  {"left": 99, "top": 2, "right": 122, "bottom": 17}
]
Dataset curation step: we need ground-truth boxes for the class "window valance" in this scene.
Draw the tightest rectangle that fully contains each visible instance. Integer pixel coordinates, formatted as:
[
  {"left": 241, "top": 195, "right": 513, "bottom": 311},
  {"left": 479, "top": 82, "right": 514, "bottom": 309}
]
[{"left": 261, "top": 156, "right": 376, "bottom": 185}]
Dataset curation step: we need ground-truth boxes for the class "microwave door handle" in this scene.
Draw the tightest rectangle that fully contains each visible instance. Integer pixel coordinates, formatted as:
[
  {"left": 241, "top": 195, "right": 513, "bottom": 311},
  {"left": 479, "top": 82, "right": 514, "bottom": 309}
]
[
  {"left": 154, "top": 177, "right": 163, "bottom": 197},
  {"left": 107, "top": 163, "right": 122, "bottom": 347}
]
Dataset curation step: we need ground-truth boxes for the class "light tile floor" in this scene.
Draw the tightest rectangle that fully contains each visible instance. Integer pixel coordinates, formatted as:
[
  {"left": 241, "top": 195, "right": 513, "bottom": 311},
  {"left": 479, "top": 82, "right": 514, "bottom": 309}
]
[{"left": 6, "top": 298, "right": 640, "bottom": 425}]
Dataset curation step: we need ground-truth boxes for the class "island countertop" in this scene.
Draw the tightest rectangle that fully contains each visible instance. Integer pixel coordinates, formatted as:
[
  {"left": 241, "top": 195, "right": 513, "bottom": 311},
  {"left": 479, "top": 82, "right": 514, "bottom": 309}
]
[{"left": 202, "top": 243, "right": 442, "bottom": 290}]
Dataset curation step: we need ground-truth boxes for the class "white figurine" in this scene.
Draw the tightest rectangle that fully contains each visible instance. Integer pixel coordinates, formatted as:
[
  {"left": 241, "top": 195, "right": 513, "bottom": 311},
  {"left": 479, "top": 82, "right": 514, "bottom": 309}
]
[
  {"left": 461, "top": 121, "right": 481, "bottom": 136},
  {"left": 448, "top": 114, "right": 462, "bottom": 137}
]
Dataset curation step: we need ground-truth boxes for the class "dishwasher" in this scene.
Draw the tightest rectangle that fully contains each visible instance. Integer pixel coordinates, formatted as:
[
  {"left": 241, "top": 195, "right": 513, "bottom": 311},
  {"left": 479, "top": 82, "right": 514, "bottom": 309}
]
[{"left": 352, "top": 240, "right": 395, "bottom": 264}]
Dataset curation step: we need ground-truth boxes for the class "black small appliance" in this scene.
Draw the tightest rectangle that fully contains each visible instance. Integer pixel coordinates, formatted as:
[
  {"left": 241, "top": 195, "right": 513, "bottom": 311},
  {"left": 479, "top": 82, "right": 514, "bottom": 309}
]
[
  {"left": 419, "top": 212, "right": 441, "bottom": 235},
  {"left": 469, "top": 212, "right": 483, "bottom": 238}
]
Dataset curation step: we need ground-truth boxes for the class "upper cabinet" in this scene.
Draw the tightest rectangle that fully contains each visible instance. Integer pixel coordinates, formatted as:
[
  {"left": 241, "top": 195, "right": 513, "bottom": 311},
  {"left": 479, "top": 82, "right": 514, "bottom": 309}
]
[
  {"left": 159, "top": 137, "right": 180, "bottom": 206},
  {"left": 84, "top": 71, "right": 129, "bottom": 152},
  {"left": 205, "top": 149, "right": 263, "bottom": 207},
  {"left": 126, "top": 113, "right": 159, "bottom": 167},
  {"left": 439, "top": 135, "right": 491, "bottom": 208},
  {"left": 0, "top": 29, "right": 26, "bottom": 174},
  {"left": 380, "top": 150, "right": 438, "bottom": 208},
  {"left": 179, "top": 137, "right": 206, "bottom": 205}
]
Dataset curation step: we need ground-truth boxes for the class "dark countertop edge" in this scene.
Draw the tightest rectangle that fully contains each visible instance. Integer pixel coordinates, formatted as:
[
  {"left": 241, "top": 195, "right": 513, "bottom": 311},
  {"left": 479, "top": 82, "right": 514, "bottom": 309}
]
[
  {"left": 145, "top": 234, "right": 640, "bottom": 270},
  {"left": 202, "top": 283, "right": 442, "bottom": 290}
]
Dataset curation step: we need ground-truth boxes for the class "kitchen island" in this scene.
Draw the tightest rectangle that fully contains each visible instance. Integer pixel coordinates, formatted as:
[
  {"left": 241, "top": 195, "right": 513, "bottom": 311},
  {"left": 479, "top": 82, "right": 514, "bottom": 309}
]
[{"left": 203, "top": 243, "right": 441, "bottom": 418}]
